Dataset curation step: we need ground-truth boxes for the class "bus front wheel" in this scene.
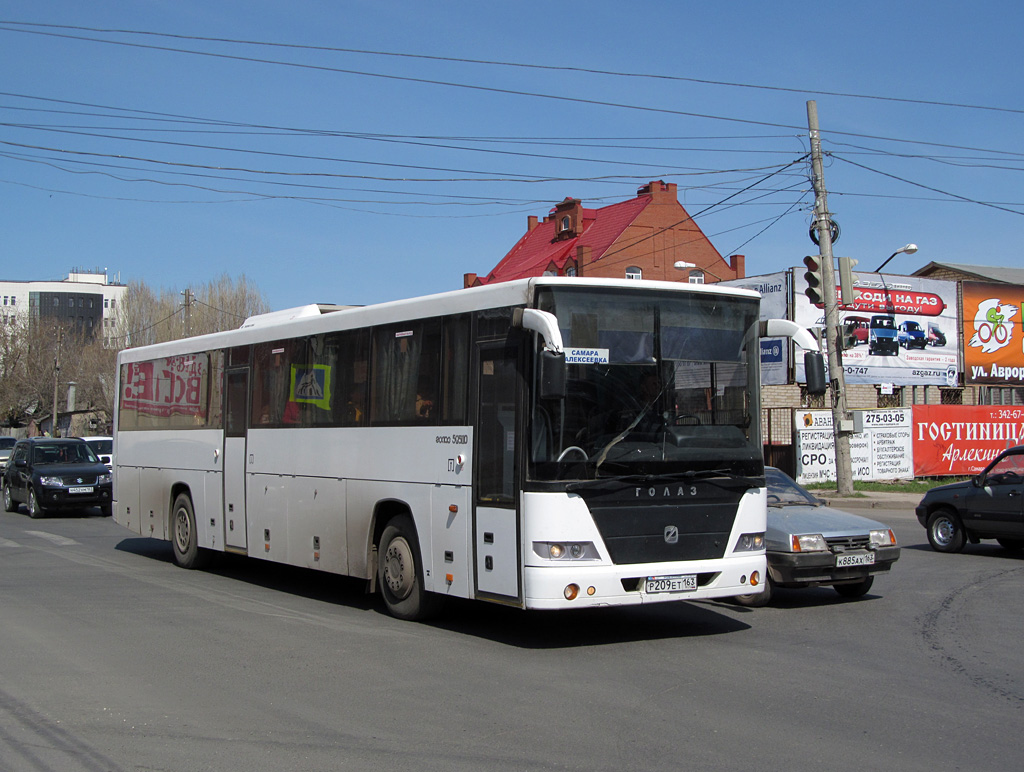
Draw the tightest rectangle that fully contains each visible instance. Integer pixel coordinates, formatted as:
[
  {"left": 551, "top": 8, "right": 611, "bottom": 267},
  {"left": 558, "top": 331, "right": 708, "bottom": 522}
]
[
  {"left": 171, "top": 493, "right": 210, "bottom": 569},
  {"left": 378, "top": 515, "right": 443, "bottom": 621}
]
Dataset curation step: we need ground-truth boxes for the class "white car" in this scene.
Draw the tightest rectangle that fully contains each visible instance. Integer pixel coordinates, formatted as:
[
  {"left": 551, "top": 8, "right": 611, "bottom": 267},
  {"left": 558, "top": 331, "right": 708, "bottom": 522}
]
[{"left": 82, "top": 436, "right": 113, "bottom": 471}]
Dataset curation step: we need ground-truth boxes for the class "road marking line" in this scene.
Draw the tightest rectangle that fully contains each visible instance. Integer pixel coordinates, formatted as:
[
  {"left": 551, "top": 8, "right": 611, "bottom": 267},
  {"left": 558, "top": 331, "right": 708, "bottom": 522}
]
[
  {"left": 0, "top": 537, "right": 20, "bottom": 548},
  {"left": 24, "top": 531, "right": 80, "bottom": 546}
]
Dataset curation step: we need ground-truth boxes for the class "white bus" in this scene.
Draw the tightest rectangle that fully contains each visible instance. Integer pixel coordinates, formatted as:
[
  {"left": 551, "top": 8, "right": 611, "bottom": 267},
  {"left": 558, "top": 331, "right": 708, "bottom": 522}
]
[{"left": 113, "top": 277, "right": 823, "bottom": 620}]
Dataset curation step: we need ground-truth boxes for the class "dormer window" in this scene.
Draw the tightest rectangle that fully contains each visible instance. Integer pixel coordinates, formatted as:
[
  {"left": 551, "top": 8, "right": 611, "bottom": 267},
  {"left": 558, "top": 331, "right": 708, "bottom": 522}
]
[{"left": 560, "top": 216, "right": 571, "bottom": 232}]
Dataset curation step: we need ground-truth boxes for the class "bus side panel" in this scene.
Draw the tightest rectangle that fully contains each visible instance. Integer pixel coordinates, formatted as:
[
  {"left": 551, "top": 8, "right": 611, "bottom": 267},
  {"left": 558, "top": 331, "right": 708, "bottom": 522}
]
[
  {"left": 113, "top": 465, "right": 142, "bottom": 535},
  {"left": 248, "top": 473, "right": 348, "bottom": 574},
  {"left": 201, "top": 471, "right": 225, "bottom": 552},
  {"left": 115, "top": 430, "right": 224, "bottom": 544},
  {"left": 430, "top": 485, "right": 472, "bottom": 599},
  {"left": 346, "top": 480, "right": 433, "bottom": 585},
  {"left": 140, "top": 467, "right": 169, "bottom": 540}
]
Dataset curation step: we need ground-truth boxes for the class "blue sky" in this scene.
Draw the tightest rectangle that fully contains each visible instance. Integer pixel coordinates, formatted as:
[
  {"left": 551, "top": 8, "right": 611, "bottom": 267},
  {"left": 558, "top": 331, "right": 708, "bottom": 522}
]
[{"left": 2, "top": 1, "right": 1021, "bottom": 311}]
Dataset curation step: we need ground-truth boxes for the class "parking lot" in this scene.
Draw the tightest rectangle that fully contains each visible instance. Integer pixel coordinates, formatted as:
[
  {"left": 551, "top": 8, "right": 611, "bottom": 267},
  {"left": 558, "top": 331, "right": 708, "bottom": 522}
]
[{"left": 1, "top": 502, "right": 1020, "bottom": 772}]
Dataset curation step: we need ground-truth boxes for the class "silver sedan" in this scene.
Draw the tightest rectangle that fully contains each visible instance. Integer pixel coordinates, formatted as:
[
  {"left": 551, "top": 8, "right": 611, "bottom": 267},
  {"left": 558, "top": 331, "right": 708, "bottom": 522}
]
[{"left": 733, "top": 467, "right": 900, "bottom": 606}]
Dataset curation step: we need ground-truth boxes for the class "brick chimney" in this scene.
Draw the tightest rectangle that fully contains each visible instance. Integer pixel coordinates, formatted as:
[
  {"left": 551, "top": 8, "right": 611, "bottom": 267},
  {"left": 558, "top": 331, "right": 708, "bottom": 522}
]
[
  {"left": 729, "top": 254, "right": 745, "bottom": 278},
  {"left": 527, "top": 215, "right": 538, "bottom": 232},
  {"left": 636, "top": 180, "right": 678, "bottom": 203}
]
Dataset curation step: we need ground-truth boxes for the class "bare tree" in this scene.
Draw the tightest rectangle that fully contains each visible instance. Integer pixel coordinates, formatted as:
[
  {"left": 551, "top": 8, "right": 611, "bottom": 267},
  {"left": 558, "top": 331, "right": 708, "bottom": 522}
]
[
  {"left": 0, "top": 274, "right": 270, "bottom": 430},
  {"left": 116, "top": 274, "right": 270, "bottom": 347}
]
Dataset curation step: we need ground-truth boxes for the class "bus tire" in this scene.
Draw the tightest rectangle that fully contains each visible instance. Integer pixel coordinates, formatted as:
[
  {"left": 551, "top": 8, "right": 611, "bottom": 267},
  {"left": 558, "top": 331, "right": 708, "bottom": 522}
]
[
  {"left": 171, "top": 493, "right": 210, "bottom": 569},
  {"left": 378, "top": 515, "right": 443, "bottom": 621}
]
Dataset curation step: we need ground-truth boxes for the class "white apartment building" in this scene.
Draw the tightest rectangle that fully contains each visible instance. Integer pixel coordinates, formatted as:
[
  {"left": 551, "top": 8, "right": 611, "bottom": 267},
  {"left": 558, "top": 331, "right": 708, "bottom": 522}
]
[{"left": 0, "top": 269, "right": 127, "bottom": 347}]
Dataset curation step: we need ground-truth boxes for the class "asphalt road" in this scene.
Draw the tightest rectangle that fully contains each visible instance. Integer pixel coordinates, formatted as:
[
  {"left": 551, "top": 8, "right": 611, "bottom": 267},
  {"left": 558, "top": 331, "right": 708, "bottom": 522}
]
[{"left": 1, "top": 503, "right": 1020, "bottom": 772}]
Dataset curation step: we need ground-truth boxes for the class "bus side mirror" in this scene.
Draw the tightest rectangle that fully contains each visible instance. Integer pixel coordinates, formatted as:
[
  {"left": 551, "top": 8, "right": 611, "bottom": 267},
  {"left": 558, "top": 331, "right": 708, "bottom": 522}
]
[
  {"left": 539, "top": 350, "right": 566, "bottom": 400},
  {"left": 804, "top": 351, "right": 826, "bottom": 396}
]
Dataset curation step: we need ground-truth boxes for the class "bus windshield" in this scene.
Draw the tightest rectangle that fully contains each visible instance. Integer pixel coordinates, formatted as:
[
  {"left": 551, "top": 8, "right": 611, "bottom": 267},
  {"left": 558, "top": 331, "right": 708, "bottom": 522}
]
[{"left": 530, "top": 286, "right": 762, "bottom": 482}]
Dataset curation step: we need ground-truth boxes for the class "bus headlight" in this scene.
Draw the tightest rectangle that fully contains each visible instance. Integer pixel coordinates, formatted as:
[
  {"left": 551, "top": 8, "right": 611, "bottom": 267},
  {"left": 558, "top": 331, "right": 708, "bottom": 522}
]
[
  {"left": 734, "top": 533, "right": 765, "bottom": 552},
  {"left": 792, "top": 534, "right": 829, "bottom": 552},
  {"left": 533, "top": 542, "right": 599, "bottom": 561}
]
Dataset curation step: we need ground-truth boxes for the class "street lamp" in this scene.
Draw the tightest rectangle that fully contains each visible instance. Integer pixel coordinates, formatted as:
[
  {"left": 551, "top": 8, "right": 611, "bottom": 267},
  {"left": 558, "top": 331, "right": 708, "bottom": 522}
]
[{"left": 874, "top": 244, "right": 919, "bottom": 274}]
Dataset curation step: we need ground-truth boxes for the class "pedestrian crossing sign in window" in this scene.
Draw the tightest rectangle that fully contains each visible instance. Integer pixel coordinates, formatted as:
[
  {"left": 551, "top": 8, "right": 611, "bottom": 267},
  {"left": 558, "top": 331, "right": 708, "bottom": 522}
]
[{"left": 289, "top": 364, "right": 332, "bottom": 410}]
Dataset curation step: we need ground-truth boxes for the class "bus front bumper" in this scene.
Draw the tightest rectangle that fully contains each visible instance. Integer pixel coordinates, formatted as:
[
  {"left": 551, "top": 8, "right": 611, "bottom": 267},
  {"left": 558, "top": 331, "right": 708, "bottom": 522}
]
[{"left": 521, "top": 554, "right": 766, "bottom": 610}]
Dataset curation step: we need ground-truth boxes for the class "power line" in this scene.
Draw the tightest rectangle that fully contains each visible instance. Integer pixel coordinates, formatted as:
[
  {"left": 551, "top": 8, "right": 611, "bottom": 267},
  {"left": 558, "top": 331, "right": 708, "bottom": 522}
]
[{"left": 3, "top": 20, "right": 1022, "bottom": 117}]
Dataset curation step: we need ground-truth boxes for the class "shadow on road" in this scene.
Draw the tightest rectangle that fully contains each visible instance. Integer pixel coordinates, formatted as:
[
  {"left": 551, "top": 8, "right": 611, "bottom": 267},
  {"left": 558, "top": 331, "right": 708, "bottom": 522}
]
[{"left": 115, "top": 536, "right": 752, "bottom": 648}]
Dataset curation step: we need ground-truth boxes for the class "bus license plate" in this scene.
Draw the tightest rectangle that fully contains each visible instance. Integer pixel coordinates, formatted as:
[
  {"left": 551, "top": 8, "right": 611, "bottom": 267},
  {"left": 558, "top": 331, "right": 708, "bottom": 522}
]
[
  {"left": 68, "top": 486, "right": 94, "bottom": 494},
  {"left": 645, "top": 574, "right": 697, "bottom": 594},
  {"left": 836, "top": 552, "right": 874, "bottom": 568}
]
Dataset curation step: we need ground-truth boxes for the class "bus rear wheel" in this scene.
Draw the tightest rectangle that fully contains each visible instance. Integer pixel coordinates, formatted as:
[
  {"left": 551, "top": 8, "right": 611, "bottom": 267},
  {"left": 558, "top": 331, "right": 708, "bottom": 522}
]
[
  {"left": 171, "top": 493, "right": 210, "bottom": 569},
  {"left": 378, "top": 515, "right": 443, "bottom": 621}
]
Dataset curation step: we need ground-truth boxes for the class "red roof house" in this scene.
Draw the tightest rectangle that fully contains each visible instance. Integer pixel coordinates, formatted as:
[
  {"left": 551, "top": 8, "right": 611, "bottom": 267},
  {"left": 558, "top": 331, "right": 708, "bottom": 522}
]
[{"left": 465, "top": 181, "right": 744, "bottom": 287}]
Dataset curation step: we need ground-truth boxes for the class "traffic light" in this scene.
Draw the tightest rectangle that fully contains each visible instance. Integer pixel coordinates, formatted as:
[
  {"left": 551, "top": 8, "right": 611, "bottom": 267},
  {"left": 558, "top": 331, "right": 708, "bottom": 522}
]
[
  {"left": 838, "top": 256, "right": 860, "bottom": 305},
  {"left": 803, "top": 255, "right": 825, "bottom": 305}
]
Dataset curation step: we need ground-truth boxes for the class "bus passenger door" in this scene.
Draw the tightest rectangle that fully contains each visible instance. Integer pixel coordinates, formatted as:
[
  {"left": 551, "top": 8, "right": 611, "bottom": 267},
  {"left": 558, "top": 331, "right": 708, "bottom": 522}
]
[
  {"left": 223, "top": 368, "right": 249, "bottom": 552},
  {"left": 473, "top": 341, "right": 522, "bottom": 604}
]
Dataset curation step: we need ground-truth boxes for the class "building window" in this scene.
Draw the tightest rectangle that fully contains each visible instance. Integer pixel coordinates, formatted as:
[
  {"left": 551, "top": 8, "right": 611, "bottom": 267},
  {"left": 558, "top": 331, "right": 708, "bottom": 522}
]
[
  {"left": 688, "top": 270, "right": 705, "bottom": 284},
  {"left": 111, "top": 298, "right": 116, "bottom": 308},
  {"left": 625, "top": 266, "right": 642, "bottom": 280},
  {"left": 560, "top": 216, "right": 571, "bottom": 232},
  {"left": 104, "top": 298, "right": 109, "bottom": 309},
  {"left": 877, "top": 388, "right": 903, "bottom": 408},
  {"left": 565, "top": 266, "right": 577, "bottom": 277},
  {"left": 940, "top": 388, "right": 963, "bottom": 405},
  {"left": 10, "top": 297, "right": 15, "bottom": 306}
]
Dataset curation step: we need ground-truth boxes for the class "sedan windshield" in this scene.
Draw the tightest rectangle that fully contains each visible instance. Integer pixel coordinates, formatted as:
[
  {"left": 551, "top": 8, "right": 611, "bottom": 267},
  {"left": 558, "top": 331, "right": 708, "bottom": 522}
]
[{"left": 765, "top": 467, "right": 821, "bottom": 507}]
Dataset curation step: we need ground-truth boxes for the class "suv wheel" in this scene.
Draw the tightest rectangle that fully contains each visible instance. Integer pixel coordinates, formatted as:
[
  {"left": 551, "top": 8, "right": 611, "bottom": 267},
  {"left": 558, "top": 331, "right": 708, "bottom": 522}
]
[
  {"left": 28, "top": 489, "right": 46, "bottom": 519},
  {"left": 927, "top": 509, "right": 966, "bottom": 553}
]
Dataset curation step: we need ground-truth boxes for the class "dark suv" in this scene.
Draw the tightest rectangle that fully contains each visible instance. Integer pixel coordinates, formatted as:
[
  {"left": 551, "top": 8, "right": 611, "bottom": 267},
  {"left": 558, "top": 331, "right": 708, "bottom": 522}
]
[{"left": 2, "top": 438, "right": 113, "bottom": 518}]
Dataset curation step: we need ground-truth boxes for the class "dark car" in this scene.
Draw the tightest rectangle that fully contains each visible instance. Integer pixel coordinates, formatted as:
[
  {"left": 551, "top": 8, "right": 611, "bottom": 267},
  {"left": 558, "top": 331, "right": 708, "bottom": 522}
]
[
  {"left": 2, "top": 438, "right": 113, "bottom": 518},
  {"left": 868, "top": 314, "right": 899, "bottom": 356},
  {"left": 916, "top": 445, "right": 1024, "bottom": 553},
  {"left": 732, "top": 467, "right": 901, "bottom": 606},
  {"left": 897, "top": 320, "right": 928, "bottom": 349}
]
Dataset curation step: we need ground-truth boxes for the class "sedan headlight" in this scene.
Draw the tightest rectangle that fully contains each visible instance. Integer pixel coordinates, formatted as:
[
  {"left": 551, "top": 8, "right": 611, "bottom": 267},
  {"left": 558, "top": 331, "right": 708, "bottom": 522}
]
[
  {"left": 870, "top": 529, "right": 897, "bottom": 547},
  {"left": 98, "top": 473, "right": 112, "bottom": 485},
  {"left": 39, "top": 475, "right": 64, "bottom": 487},
  {"left": 791, "top": 534, "right": 829, "bottom": 552}
]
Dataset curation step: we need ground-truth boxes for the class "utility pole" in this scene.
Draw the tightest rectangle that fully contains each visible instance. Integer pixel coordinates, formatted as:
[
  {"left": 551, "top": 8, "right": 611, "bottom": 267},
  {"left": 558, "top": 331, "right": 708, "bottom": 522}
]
[
  {"left": 806, "top": 100, "right": 854, "bottom": 496},
  {"left": 51, "top": 328, "right": 62, "bottom": 437},
  {"left": 182, "top": 288, "right": 193, "bottom": 338}
]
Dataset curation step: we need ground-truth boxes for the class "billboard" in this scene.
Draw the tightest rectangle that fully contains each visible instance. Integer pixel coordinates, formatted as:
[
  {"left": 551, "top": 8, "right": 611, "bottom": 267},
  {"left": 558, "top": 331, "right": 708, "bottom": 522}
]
[
  {"left": 962, "top": 281, "right": 1024, "bottom": 386},
  {"left": 794, "top": 270, "right": 959, "bottom": 386},
  {"left": 913, "top": 404, "right": 1024, "bottom": 476},
  {"left": 795, "top": 408, "right": 914, "bottom": 484}
]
